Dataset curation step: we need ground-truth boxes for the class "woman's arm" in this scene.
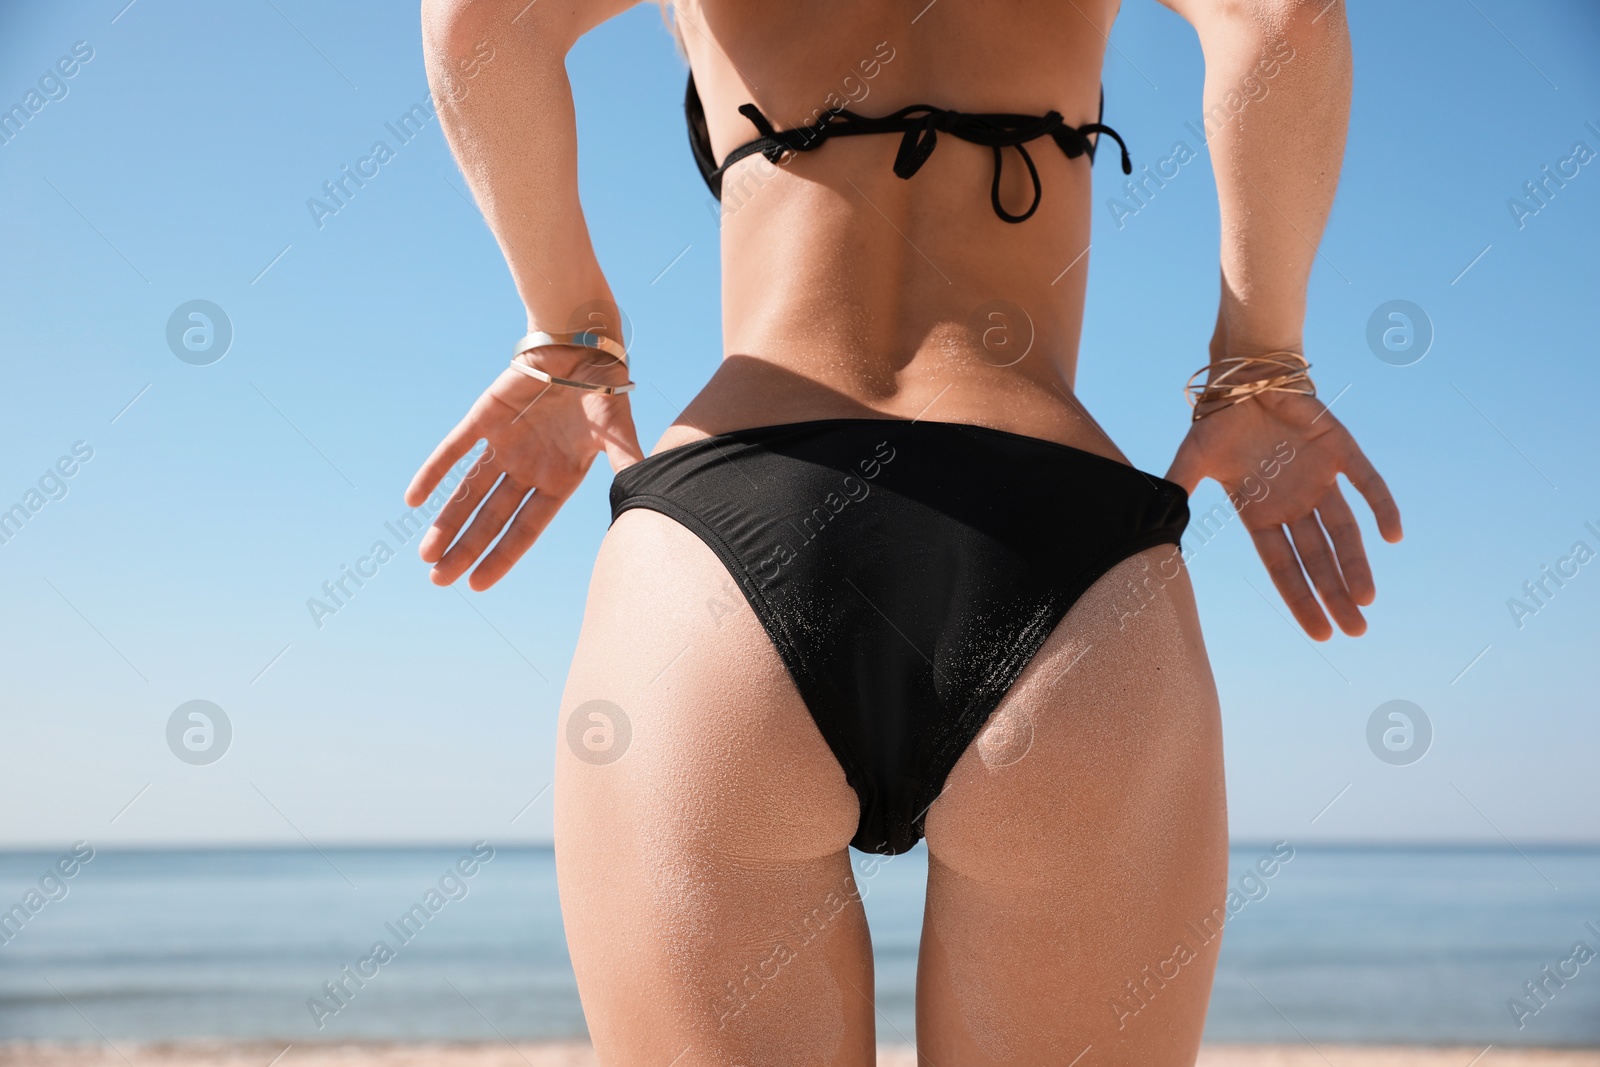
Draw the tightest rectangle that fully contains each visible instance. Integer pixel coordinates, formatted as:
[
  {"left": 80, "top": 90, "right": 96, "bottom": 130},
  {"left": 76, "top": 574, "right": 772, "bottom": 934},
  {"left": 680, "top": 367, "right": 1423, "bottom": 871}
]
[
  {"left": 405, "top": 0, "right": 644, "bottom": 591},
  {"left": 1163, "top": 0, "right": 1350, "bottom": 357},
  {"left": 421, "top": 0, "right": 634, "bottom": 328},
  {"left": 1160, "top": 0, "right": 1403, "bottom": 639}
]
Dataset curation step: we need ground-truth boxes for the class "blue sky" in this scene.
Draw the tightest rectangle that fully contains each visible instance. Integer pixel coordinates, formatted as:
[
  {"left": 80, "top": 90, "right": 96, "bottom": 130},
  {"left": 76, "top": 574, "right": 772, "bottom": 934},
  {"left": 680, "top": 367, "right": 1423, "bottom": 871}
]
[{"left": 1, "top": 0, "right": 1596, "bottom": 848}]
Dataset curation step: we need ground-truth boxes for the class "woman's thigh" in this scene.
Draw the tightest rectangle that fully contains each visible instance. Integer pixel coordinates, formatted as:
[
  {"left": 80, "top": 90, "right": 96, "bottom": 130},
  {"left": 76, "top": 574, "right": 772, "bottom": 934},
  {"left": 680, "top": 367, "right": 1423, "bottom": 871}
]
[
  {"left": 918, "top": 546, "right": 1229, "bottom": 1066},
  {"left": 554, "top": 508, "right": 874, "bottom": 1067}
]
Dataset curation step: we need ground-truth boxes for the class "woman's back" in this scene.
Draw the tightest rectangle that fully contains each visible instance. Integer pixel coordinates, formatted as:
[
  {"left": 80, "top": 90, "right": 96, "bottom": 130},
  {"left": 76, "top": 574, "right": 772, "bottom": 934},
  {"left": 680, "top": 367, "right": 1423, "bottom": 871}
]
[{"left": 668, "top": 0, "right": 1124, "bottom": 456}]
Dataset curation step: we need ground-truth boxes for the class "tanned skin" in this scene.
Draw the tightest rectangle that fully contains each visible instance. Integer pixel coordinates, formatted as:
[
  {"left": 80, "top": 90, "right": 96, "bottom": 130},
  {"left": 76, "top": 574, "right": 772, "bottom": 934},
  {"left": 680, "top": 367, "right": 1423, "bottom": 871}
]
[{"left": 405, "top": 1, "right": 1398, "bottom": 1062}]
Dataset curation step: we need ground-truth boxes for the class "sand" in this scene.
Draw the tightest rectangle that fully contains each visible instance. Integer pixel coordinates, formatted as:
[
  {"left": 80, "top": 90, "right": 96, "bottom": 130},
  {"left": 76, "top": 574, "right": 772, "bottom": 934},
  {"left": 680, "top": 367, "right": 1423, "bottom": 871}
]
[{"left": 1, "top": 1045, "right": 1595, "bottom": 1066}]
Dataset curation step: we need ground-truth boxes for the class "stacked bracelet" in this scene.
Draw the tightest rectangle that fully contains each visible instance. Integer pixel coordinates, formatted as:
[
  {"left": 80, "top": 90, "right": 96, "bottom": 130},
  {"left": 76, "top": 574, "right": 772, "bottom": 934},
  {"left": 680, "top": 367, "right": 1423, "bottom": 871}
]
[
  {"left": 1185, "top": 351, "right": 1315, "bottom": 422},
  {"left": 509, "top": 329, "right": 636, "bottom": 396}
]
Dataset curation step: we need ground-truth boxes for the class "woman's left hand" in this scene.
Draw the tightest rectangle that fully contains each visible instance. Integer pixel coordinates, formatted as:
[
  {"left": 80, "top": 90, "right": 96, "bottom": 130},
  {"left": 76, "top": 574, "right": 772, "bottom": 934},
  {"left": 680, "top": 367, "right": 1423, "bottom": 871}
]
[{"left": 1165, "top": 390, "right": 1403, "bottom": 640}]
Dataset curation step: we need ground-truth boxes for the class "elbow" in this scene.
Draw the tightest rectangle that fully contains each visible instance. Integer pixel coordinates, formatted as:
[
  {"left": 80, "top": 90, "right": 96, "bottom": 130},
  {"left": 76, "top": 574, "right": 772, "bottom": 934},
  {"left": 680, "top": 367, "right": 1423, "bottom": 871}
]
[
  {"left": 422, "top": 0, "right": 491, "bottom": 59},
  {"left": 1183, "top": 0, "right": 1349, "bottom": 52},
  {"left": 1244, "top": 0, "right": 1347, "bottom": 53},
  {"left": 421, "top": 0, "right": 564, "bottom": 65},
  {"left": 1176, "top": 0, "right": 1353, "bottom": 103}
]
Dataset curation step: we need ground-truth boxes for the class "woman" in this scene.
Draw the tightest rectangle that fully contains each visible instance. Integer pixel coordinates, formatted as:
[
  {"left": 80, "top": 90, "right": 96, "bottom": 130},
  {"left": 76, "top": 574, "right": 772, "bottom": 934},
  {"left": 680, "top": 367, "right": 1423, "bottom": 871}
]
[{"left": 406, "top": 0, "right": 1401, "bottom": 1061}]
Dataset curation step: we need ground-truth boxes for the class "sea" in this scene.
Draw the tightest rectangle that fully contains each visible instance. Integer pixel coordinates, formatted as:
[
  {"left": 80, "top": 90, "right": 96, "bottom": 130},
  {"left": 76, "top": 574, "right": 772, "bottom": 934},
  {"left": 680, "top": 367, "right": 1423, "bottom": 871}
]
[{"left": 1, "top": 845, "right": 1596, "bottom": 1045}]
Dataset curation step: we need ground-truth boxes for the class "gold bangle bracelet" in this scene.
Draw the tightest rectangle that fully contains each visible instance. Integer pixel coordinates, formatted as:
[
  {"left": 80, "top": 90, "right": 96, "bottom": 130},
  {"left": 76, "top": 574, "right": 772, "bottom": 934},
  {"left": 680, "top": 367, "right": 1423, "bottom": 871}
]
[{"left": 1185, "top": 351, "right": 1315, "bottom": 421}]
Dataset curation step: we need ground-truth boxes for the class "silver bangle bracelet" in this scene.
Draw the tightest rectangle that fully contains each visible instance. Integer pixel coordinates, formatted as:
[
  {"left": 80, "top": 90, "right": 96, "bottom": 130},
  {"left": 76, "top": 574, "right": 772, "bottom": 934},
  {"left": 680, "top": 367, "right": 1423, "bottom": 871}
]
[
  {"left": 509, "top": 328, "right": 634, "bottom": 395},
  {"left": 507, "top": 358, "right": 635, "bottom": 395},
  {"left": 513, "top": 329, "right": 629, "bottom": 367}
]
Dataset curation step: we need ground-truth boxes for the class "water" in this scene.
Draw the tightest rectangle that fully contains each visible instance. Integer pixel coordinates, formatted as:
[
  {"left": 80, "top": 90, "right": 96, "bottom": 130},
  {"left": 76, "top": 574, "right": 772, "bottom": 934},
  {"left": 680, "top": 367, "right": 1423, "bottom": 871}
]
[{"left": 0, "top": 845, "right": 1595, "bottom": 1044}]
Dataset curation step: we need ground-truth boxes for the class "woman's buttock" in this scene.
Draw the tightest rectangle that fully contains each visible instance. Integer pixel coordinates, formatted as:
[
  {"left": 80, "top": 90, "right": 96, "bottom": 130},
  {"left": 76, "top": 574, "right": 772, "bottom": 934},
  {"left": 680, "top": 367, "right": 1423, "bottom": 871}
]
[
  {"left": 603, "top": 415, "right": 1194, "bottom": 855},
  {"left": 918, "top": 545, "right": 1227, "bottom": 1064},
  {"left": 558, "top": 490, "right": 1224, "bottom": 1064}
]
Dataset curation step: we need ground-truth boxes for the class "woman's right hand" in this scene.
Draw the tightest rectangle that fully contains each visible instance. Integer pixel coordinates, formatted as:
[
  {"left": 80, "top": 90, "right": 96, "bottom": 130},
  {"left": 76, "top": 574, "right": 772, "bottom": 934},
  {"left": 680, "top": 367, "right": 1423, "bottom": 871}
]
[
  {"left": 404, "top": 347, "right": 645, "bottom": 591},
  {"left": 1166, "top": 388, "right": 1402, "bottom": 640}
]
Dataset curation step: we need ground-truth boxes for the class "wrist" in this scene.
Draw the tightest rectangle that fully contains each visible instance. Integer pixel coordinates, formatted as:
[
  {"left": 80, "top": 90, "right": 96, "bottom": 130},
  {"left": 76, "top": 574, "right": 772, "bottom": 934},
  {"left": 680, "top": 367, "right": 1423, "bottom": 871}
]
[
  {"left": 1206, "top": 337, "right": 1306, "bottom": 384},
  {"left": 1187, "top": 349, "right": 1314, "bottom": 421},
  {"left": 1209, "top": 307, "right": 1304, "bottom": 381},
  {"left": 515, "top": 343, "right": 589, "bottom": 376},
  {"left": 514, "top": 343, "right": 630, "bottom": 387}
]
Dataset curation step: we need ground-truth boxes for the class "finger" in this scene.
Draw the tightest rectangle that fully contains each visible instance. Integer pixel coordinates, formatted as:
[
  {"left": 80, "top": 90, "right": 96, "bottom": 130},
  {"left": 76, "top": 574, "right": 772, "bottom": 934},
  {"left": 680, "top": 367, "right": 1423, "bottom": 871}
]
[
  {"left": 601, "top": 408, "right": 647, "bottom": 473},
  {"left": 429, "top": 476, "right": 533, "bottom": 586},
  {"left": 468, "top": 489, "right": 567, "bottom": 590},
  {"left": 406, "top": 417, "right": 482, "bottom": 508},
  {"left": 1342, "top": 441, "right": 1403, "bottom": 543},
  {"left": 418, "top": 454, "right": 501, "bottom": 564},
  {"left": 1250, "top": 526, "right": 1333, "bottom": 641},
  {"left": 1287, "top": 514, "right": 1366, "bottom": 637},
  {"left": 1164, "top": 432, "right": 1205, "bottom": 493},
  {"left": 1316, "top": 486, "right": 1375, "bottom": 606}
]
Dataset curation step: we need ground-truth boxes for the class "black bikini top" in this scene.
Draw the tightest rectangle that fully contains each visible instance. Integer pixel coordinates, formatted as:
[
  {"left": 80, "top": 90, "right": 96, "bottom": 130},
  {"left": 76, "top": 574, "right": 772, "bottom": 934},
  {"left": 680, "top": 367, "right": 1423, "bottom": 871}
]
[{"left": 686, "top": 72, "right": 1132, "bottom": 224}]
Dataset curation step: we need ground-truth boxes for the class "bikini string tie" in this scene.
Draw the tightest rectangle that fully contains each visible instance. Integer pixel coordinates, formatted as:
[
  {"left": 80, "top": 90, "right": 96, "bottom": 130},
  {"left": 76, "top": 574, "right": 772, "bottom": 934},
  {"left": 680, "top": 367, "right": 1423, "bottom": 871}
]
[{"left": 715, "top": 102, "right": 1134, "bottom": 224}]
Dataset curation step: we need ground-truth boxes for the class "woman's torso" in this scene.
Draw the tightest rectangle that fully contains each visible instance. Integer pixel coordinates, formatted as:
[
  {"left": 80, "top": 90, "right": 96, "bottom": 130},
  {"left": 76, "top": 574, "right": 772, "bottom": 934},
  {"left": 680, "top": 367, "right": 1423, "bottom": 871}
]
[{"left": 658, "top": 0, "right": 1130, "bottom": 462}]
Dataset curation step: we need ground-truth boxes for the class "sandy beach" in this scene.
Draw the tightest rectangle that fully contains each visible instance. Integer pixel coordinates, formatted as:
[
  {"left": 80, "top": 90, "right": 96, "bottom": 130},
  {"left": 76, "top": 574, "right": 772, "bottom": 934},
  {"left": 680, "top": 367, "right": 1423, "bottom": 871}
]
[{"left": 2, "top": 1045, "right": 1596, "bottom": 1066}]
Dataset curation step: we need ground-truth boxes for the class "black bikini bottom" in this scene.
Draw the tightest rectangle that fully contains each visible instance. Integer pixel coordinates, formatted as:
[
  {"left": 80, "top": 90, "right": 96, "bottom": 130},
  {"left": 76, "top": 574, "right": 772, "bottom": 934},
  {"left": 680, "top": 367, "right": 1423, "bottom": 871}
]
[{"left": 608, "top": 418, "right": 1190, "bottom": 855}]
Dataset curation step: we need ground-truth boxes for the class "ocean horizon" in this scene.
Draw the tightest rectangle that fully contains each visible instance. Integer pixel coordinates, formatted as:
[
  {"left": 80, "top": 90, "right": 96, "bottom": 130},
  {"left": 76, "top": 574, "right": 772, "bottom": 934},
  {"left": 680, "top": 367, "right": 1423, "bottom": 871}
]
[{"left": 1, "top": 843, "right": 1596, "bottom": 1045}]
